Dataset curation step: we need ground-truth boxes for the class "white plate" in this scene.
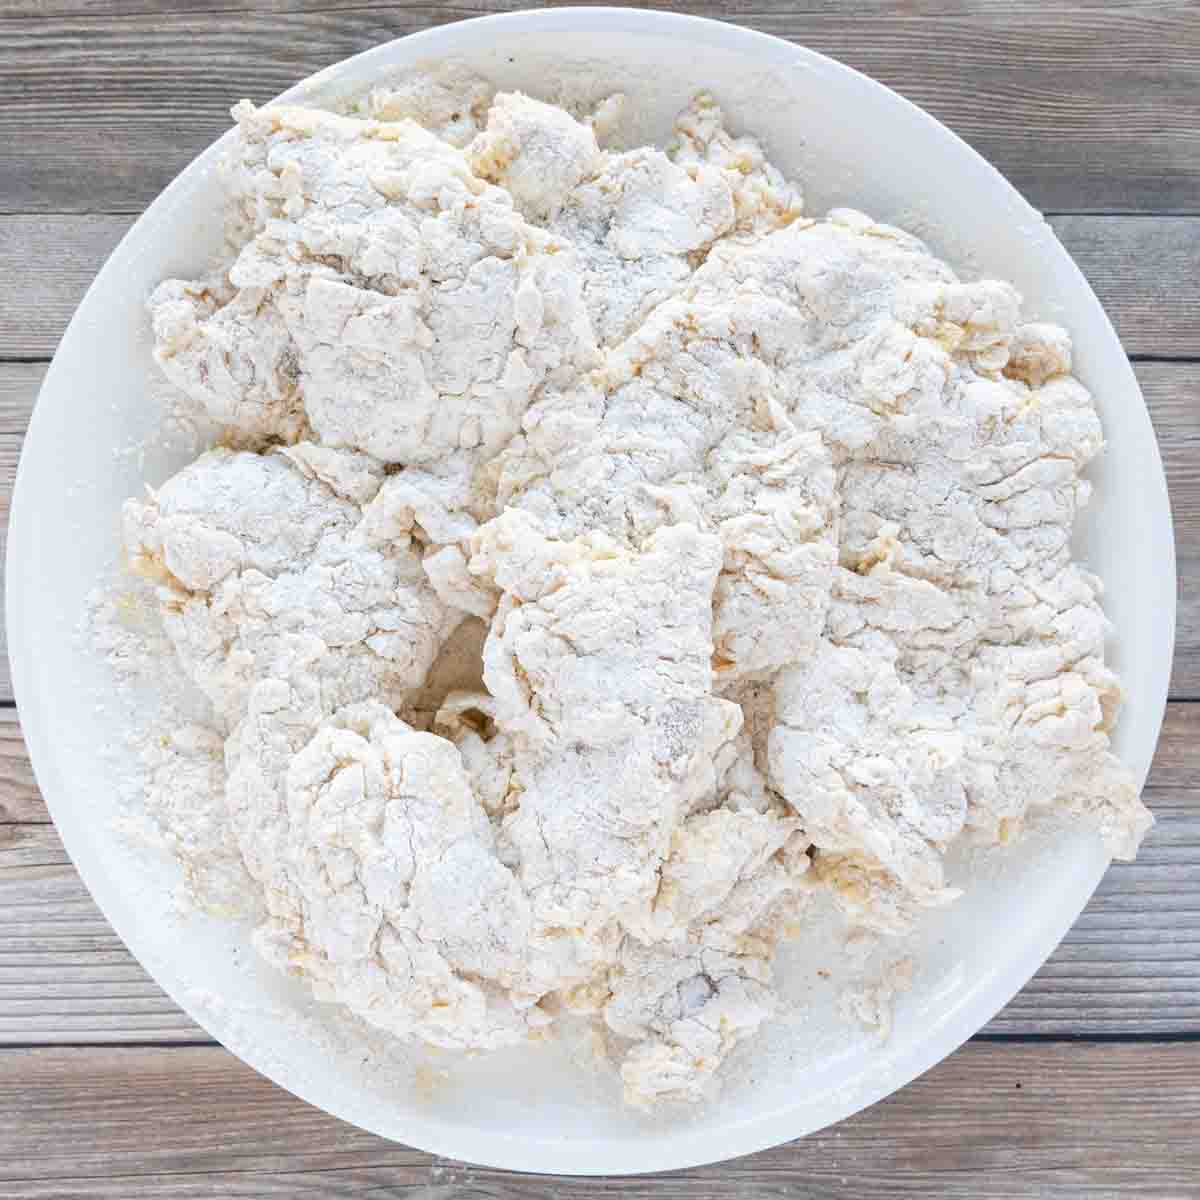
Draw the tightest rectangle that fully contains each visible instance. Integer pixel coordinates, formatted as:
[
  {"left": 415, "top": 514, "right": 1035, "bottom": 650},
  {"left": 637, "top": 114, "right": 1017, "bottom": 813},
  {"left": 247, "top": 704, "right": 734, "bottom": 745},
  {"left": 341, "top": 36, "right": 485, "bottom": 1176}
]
[{"left": 7, "top": 7, "right": 1175, "bottom": 1176}]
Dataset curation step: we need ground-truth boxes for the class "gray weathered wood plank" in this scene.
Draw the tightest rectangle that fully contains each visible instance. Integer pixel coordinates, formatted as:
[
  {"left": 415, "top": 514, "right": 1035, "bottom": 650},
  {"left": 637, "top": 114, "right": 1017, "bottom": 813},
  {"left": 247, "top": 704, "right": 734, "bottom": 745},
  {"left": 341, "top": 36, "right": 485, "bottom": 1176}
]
[
  {"left": 1, "top": 1041, "right": 1197, "bottom": 1196},
  {"left": 987, "top": 812, "right": 1200, "bottom": 1034},
  {"left": 1, "top": 2, "right": 1199, "bottom": 215},
  {"left": 0, "top": 711, "right": 44, "bottom": 822},
  {"left": 1051, "top": 216, "right": 1200, "bottom": 359},
  {"left": 0, "top": 816, "right": 209, "bottom": 1044},
  {"left": 0, "top": 3, "right": 1194, "bottom": 1192},
  {"left": 0, "top": 361, "right": 1193, "bottom": 706},
  {"left": 1, "top": 0, "right": 1182, "bottom": 17},
  {"left": 4, "top": 214, "right": 1196, "bottom": 360},
  {"left": 0, "top": 833, "right": 208, "bottom": 1044},
  {"left": 1138, "top": 697, "right": 1200, "bottom": 791},
  {"left": 0, "top": 217, "right": 130, "bottom": 358},
  {"left": 1, "top": 704, "right": 1197, "bottom": 1044},
  {"left": 0, "top": 362, "right": 43, "bottom": 433},
  {"left": 1140, "top": 360, "right": 1200, "bottom": 700},
  {"left": 1, "top": 359, "right": 1190, "bottom": 704}
]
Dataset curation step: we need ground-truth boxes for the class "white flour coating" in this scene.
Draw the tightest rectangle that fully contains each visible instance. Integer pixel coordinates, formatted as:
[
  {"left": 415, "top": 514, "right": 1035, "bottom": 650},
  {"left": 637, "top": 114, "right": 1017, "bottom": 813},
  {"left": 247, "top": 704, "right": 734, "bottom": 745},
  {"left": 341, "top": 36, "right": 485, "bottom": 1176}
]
[{"left": 116, "top": 76, "right": 1152, "bottom": 1109}]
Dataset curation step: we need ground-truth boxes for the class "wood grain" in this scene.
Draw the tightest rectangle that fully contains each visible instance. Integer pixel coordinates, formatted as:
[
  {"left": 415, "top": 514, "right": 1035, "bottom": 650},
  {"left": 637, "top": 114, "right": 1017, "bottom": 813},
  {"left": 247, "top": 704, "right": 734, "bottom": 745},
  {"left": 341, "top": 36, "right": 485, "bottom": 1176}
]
[
  {"left": 0, "top": 710, "right": 43, "bottom": 823},
  {"left": 1, "top": 2, "right": 1199, "bottom": 215},
  {"left": 0, "top": 217, "right": 130, "bottom": 358},
  {"left": 1, "top": 359, "right": 1193, "bottom": 703},
  {"left": 9, "top": 217, "right": 1200, "bottom": 705},
  {"left": 0, "top": 821, "right": 208, "bottom": 1045},
  {"left": 1, "top": 704, "right": 1197, "bottom": 1045},
  {"left": 988, "top": 814, "right": 1200, "bottom": 1035},
  {"left": 1052, "top": 216, "right": 1200, "bottom": 360},
  {"left": 1, "top": 3, "right": 1196, "bottom": 1191},
  {"left": 1, "top": 1041, "right": 1197, "bottom": 1196},
  {"left": 2, "top": 0, "right": 1184, "bottom": 17},
  {"left": 0, "top": 362, "right": 43, "bottom": 433},
  {"left": 1140, "top": 361, "right": 1200, "bottom": 699},
  {"left": 3, "top": 218, "right": 1200, "bottom": 363}
]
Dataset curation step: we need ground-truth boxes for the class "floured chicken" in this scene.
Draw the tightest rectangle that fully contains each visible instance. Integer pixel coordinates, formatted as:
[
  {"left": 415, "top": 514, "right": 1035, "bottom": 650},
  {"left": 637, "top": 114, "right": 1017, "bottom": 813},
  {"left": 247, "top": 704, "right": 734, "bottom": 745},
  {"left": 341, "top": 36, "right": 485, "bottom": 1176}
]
[{"left": 120, "top": 76, "right": 1150, "bottom": 1108}]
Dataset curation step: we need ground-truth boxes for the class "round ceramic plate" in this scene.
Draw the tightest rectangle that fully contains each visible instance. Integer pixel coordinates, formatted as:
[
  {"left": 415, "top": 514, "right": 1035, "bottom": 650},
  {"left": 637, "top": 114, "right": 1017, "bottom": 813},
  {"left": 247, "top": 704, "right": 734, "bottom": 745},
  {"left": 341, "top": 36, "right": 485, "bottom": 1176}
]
[{"left": 6, "top": 7, "right": 1175, "bottom": 1176}]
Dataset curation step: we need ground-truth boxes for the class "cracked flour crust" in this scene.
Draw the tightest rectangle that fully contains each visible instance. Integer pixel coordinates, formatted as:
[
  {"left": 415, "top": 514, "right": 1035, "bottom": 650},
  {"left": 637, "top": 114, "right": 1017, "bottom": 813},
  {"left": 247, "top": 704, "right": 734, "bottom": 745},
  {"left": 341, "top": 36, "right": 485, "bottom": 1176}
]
[{"left": 118, "top": 78, "right": 1151, "bottom": 1108}]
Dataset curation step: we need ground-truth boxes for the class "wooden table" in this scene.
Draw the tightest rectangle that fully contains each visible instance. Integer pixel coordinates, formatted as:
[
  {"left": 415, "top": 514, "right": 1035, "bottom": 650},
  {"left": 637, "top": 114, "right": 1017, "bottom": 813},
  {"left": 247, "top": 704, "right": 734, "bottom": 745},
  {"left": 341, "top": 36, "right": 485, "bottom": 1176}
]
[{"left": 2, "top": 2, "right": 1198, "bottom": 1195}]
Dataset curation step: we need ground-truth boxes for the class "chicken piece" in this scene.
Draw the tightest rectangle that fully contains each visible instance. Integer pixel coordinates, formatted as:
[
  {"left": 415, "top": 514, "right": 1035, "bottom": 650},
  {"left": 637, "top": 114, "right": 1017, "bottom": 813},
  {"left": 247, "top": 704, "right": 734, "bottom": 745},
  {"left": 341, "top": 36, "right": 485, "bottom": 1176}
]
[
  {"left": 149, "top": 279, "right": 307, "bottom": 444},
  {"left": 708, "top": 421, "right": 838, "bottom": 678},
  {"left": 244, "top": 700, "right": 548, "bottom": 1050},
  {"left": 826, "top": 335, "right": 1149, "bottom": 861},
  {"left": 123, "top": 446, "right": 359, "bottom": 593},
  {"left": 959, "top": 610, "right": 1151, "bottom": 859},
  {"left": 154, "top": 101, "right": 598, "bottom": 459},
  {"left": 605, "top": 829, "right": 812, "bottom": 1116},
  {"left": 535, "top": 92, "right": 804, "bottom": 347},
  {"left": 470, "top": 91, "right": 602, "bottom": 221},
  {"left": 496, "top": 294, "right": 788, "bottom": 543},
  {"left": 671, "top": 91, "right": 804, "bottom": 234},
  {"left": 124, "top": 447, "right": 456, "bottom": 724},
  {"left": 471, "top": 511, "right": 742, "bottom": 988},
  {"left": 288, "top": 253, "right": 591, "bottom": 466},
  {"left": 363, "top": 64, "right": 494, "bottom": 148},
  {"left": 608, "top": 934, "right": 775, "bottom": 1109},
  {"left": 768, "top": 640, "right": 967, "bottom": 934},
  {"left": 460, "top": 92, "right": 764, "bottom": 349}
]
